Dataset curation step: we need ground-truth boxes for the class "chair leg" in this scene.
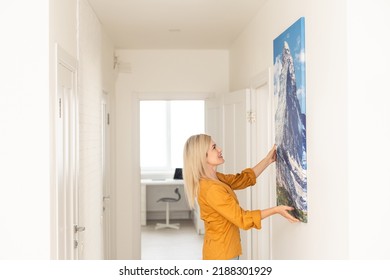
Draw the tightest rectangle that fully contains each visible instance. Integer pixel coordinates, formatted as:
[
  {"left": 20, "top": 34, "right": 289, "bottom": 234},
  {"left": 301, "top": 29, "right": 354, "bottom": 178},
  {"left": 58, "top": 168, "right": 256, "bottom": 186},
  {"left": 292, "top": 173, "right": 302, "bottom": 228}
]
[
  {"left": 166, "top": 202, "right": 170, "bottom": 224},
  {"left": 155, "top": 202, "right": 180, "bottom": 230}
]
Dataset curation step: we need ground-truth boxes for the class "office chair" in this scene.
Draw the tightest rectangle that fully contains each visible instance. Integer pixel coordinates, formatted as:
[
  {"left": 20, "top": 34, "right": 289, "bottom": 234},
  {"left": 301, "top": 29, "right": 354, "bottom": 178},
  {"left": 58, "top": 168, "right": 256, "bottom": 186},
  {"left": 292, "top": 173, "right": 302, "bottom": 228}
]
[{"left": 155, "top": 188, "right": 181, "bottom": 230}]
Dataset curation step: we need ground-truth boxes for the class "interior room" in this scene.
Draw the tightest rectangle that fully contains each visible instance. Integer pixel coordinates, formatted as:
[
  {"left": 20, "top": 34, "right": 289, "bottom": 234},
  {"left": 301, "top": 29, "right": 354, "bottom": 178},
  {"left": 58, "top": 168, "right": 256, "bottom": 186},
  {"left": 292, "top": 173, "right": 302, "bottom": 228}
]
[
  {"left": 139, "top": 99, "right": 205, "bottom": 259},
  {"left": 1, "top": 0, "right": 390, "bottom": 261}
]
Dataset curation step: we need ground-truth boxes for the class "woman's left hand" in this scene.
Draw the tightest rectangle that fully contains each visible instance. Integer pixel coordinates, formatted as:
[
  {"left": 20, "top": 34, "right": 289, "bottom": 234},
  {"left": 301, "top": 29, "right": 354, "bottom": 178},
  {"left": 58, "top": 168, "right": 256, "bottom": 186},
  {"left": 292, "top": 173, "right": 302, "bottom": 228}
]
[
  {"left": 266, "top": 144, "right": 277, "bottom": 163},
  {"left": 252, "top": 145, "right": 278, "bottom": 177}
]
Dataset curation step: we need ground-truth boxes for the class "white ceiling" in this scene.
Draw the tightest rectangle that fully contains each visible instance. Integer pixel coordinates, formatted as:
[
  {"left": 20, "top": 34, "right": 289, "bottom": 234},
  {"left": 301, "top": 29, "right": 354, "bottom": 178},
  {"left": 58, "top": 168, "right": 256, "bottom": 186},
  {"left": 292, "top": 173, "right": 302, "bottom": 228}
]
[{"left": 88, "top": 0, "right": 266, "bottom": 49}]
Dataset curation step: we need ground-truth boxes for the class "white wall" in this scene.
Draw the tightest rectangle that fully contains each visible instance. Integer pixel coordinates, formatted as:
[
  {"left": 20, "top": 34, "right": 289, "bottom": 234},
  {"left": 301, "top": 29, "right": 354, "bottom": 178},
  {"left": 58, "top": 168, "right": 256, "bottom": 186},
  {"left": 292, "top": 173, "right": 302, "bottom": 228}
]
[
  {"left": 0, "top": 0, "right": 50, "bottom": 259},
  {"left": 49, "top": 0, "right": 115, "bottom": 260},
  {"left": 231, "top": 0, "right": 348, "bottom": 259},
  {"left": 49, "top": 0, "right": 78, "bottom": 259},
  {"left": 77, "top": 0, "right": 104, "bottom": 259},
  {"left": 230, "top": 0, "right": 390, "bottom": 259},
  {"left": 49, "top": 0, "right": 78, "bottom": 58},
  {"left": 77, "top": 0, "right": 116, "bottom": 259},
  {"left": 115, "top": 50, "right": 229, "bottom": 93},
  {"left": 115, "top": 49, "right": 229, "bottom": 259},
  {"left": 0, "top": 0, "right": 115, "bottom": 259},
  {"left": 101, "top": 23, "right": 118, "bottom": 260},
  {"left": 347, "top": 0, "right": 390, "bottom": 259}
]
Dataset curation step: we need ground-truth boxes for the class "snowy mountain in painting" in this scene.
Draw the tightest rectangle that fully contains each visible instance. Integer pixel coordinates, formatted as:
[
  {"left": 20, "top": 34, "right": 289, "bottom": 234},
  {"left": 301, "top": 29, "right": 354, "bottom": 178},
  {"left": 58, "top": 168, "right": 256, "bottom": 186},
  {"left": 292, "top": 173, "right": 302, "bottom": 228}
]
[{"left": 275, "top": 41, "right": 307, "bottom": 221}]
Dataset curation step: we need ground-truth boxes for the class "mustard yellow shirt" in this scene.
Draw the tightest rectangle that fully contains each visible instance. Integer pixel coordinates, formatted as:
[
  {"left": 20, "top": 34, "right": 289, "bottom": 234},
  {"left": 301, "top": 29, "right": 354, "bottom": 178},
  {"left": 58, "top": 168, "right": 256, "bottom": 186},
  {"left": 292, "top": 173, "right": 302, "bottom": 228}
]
[{"left": 198, "top": 168, "right": 262, "bottom": 260}]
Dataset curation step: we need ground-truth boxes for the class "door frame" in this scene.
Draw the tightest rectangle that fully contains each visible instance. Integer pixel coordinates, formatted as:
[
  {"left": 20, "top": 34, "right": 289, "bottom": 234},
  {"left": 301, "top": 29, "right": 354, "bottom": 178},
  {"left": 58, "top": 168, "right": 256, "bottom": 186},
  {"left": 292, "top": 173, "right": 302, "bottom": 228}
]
[
  {"left": 221, "top": 88, "right": 252, "bottom": 259},
  {"left": 101, "top": 91, "right": 113, "bottom": 259},
  {"left": 249, "top": 67, "right": 274, "bottom": 259},
  {"left": 130, "top": 91, "right": 213, "bottom": 259},
  {"left": 52, "top": 44, "right": 79, "bottom": 259}
]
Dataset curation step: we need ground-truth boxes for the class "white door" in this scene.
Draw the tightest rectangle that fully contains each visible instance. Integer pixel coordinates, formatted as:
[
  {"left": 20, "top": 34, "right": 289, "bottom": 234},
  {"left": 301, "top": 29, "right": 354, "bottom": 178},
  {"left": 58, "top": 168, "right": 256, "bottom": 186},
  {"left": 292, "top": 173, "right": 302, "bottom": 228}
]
[
  {"left": 101, "top": 92, "right": 112, "bottom": 259},
  {"left": 222, "top": 89, "right": 252, "bottom": 260},
  {"left": 55, "top": 46, "right": 81, "bottom": 259},
  {"left": 250, "top": 69, "right": 274, "bottom": 260},
  {"left": 205, "top": 95, "right": 223, "bottom": 145}
]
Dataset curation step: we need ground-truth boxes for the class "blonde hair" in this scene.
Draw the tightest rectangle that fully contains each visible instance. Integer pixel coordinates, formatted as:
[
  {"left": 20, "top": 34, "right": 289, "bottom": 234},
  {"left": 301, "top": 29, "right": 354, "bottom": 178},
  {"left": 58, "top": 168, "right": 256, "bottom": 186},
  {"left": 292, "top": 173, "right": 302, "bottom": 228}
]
[{"left": 183, "top": 134, "right": 211, "bottom": 209}]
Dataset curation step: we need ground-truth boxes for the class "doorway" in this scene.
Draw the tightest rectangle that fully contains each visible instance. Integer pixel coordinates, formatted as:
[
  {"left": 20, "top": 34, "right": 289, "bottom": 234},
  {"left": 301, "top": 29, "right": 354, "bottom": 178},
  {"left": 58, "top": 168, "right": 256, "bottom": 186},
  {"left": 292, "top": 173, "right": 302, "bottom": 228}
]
[{"left": 137, "top": 93, "right": 210, "bottom": 259}]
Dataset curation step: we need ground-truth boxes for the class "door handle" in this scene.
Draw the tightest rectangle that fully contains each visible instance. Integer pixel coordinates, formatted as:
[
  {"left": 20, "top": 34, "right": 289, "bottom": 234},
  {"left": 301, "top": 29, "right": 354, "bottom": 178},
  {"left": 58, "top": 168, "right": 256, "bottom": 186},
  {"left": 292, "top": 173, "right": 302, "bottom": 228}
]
[{"left": 74, "top": 225, "right": 86, "bottom": 233}]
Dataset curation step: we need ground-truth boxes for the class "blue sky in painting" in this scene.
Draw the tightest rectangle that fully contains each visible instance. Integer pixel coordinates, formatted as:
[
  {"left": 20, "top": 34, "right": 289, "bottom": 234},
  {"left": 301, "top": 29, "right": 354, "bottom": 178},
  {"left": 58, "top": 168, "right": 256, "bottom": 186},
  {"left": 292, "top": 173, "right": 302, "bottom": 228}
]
[{"left": 273, "top": 17, "right": 306, "bottom": 114}]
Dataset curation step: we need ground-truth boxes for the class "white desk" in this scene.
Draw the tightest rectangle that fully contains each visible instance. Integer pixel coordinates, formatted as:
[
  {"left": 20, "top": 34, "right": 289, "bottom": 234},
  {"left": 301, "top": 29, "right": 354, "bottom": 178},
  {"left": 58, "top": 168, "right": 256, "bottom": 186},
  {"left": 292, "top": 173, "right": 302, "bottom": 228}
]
[{"left": 141, "top": 179, "right": 189, "bottom": 226}]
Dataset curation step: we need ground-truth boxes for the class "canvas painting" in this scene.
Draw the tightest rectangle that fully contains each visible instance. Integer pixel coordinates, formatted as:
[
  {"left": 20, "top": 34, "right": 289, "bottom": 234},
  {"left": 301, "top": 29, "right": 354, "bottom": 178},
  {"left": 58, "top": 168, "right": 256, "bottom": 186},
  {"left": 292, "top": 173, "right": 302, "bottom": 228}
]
[{"left": 273, "top": 17, "right": 307, "bottom": 222}]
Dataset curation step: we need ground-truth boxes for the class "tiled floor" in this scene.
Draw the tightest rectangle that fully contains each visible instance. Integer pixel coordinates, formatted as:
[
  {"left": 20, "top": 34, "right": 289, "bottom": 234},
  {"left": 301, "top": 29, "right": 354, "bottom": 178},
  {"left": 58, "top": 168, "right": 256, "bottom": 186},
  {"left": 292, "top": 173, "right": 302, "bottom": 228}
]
[{"left": 141, "top": 219, "right": 204, "bottom": 260}]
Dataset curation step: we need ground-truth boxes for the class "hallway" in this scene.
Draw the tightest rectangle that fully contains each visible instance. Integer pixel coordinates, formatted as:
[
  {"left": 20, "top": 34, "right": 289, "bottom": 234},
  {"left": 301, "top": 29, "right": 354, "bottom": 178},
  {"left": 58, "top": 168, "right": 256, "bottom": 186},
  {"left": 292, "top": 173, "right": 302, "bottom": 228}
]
[{"left": 2, "top": 0, "right": 390, "bottom": 264}]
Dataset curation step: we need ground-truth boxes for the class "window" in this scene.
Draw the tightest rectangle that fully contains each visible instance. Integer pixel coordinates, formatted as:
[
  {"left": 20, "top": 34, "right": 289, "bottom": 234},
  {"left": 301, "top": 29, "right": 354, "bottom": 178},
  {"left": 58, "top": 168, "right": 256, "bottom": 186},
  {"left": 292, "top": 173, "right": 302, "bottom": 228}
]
[{"left": 140, "top": 100, "right": 204, "bottom": 172}]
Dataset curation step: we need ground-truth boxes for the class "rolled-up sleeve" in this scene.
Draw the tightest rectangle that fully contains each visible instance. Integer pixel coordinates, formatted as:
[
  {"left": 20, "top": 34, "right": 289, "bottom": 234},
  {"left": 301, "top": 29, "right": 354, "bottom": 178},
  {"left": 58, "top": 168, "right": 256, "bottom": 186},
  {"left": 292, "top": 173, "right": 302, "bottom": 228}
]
[
  {"left": 216, "top": 168, "right": 256, "bottom": 191},
  {"left": 205, "top": 183, "right": 261, "bottom": 230}
]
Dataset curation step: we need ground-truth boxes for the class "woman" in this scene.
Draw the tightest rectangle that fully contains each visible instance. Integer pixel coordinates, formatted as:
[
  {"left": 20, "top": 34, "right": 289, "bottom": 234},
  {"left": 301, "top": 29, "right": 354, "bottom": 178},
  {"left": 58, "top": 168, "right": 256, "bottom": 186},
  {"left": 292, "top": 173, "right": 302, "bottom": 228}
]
[{"left": 183, "top": 134, "right": 299, "bottom": 260}]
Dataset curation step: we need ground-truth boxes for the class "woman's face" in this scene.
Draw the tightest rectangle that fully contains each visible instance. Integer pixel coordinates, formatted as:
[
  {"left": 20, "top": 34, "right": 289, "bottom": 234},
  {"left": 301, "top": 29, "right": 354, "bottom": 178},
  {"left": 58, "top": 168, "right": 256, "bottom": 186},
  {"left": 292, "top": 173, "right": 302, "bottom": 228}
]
[{"left": 206, "top": 139, "right": 225, "bottom": 167}]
